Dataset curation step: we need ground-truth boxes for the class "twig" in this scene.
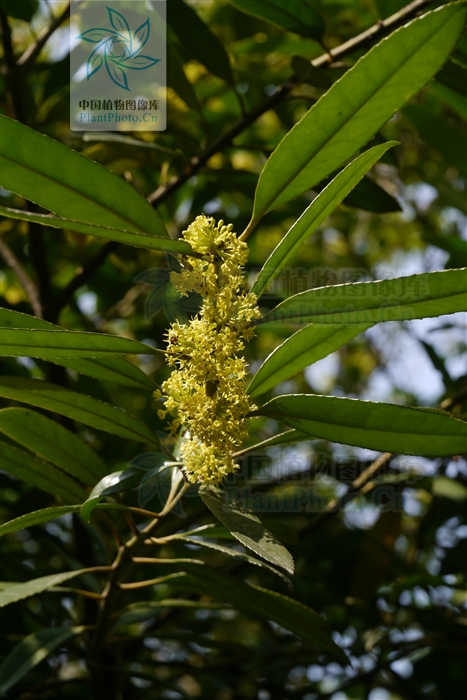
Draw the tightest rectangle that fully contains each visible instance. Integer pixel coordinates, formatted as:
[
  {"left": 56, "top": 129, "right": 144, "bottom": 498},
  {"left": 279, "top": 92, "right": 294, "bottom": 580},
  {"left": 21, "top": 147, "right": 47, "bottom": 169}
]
[
  {"left": 56, "top": 0, "right": 433, "bottom": 311},
  {"left": 0, "top": 237, "right": 43, "bottom": 316},
  {"left": 17, "top": 1, "right": 71, "bottom": 73},
  {"left": 302, "top": 452, "right": 394, "bottom": 534}
]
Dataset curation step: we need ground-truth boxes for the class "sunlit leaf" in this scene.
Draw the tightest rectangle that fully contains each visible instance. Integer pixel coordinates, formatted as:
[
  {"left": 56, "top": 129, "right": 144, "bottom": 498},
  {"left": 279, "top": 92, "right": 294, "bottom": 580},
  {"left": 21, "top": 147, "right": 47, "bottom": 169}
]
[
  {"left": 0, "top": 115, "right": 168, "bottom": 236},
  {"left": 0, "top": 309, "right": 157, "bottom": 390},
  {"left": 248, "top": 324, "right": 370, "bottom": 398},
  {"left": 248, "top": 3, "right": 466, "bottom": 225},
  {"left": 200, "top": 487, "right": 294, "bottom": 575},
  {"left": 0, "top": 407, "right": 108, "bottom": 486},
  {"left": 0, "top": 569, "right": 95, "bottom": 608},
  {"left": 252, "top": 143, "right": 397, "bottom": 299},
  {"left": 261, "top": 269, "right": 467, "bottom": 327},
  {"left": 0, "top": 377, "right": 159, "bottom": 445},
  {"left": 258, "top": 394, "right": 467, "bottom": 456}
]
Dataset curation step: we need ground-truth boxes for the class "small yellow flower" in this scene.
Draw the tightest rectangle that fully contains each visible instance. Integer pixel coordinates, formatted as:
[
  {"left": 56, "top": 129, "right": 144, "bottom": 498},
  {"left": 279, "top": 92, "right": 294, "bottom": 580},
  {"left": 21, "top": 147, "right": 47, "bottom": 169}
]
[{"left": 157, "top": 216, "right": 260, "bottom": 485}]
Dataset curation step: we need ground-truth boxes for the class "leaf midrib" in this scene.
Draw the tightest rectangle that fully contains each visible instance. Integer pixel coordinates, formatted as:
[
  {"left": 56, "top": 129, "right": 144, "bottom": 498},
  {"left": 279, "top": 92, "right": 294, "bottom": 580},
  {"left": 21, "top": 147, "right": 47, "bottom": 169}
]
[{"left": 258, "top": 7, "right": 456, "bottom": 215}]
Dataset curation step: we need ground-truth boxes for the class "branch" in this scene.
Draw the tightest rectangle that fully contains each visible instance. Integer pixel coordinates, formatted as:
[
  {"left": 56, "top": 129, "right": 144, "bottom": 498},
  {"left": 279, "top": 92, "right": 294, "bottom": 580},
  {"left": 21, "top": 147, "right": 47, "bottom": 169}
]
[
  {"left": 55, "top": 0, "right": 434, "bottom": 311},
  {"left": 17, "top": 1, "right": 71, "bottom": 73},
  {"left": 0, "top": 237, "right": 43, "bottom": 316}
]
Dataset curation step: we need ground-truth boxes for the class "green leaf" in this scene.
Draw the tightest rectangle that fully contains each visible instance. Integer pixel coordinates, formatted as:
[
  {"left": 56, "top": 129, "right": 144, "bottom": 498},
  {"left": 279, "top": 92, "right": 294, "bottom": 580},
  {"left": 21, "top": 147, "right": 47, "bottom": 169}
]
[
  {"left": 0, "top": 206, "right": 191, "bottom": 254},
  {"left": 179, "top": 536, "right": 291, "bottom": 588},
  {"left": 248, "top": 3, "right": 466, "bottom": 223},
  {"left": 167, "top": 39, "right": 201, "bottom": 112},
  {"left": 0, "top": 115, "right": 168, "bottom": 237},
  {"left": 231, "top": 0, "right": 324, "bottom": 41},
  {"left": 0, "top": 0, "right": 38, "bottom": 22},
  {"left": 404, "top": 104, "right": 467, "bottom": 177},
  {"left": 0, "top": 408, "right": 107, "bottom": 486},
  {"left": 168, "top": 0, "right": 234, "bottom": 85},
  {"left": 252, "top": 143, "right": 397, "bottom": 299},
  {"left": 0, "top": 569, "right": 94, "bottom": 608},
  {"left": 0, "top": 377, "right": 159, "bottom": 445},
  {"left": 0, "top": 442, "right": 87, "bottom": 503},
  {"left": 261, "top": 269, "right": 467, "bottom": 327},
  {"left": 258, "top": 395, "right": 467, "bottom": 457},
  {"left": 0, "top": 506, "right": 81, "bottom": 537},
  {"left": 114, "top": 600, "right": 228, "bottom": 626},
  {"left": 167, "top": 563, "right": 346, "bottom": 662},
  {"left": 436, "top": 58, "right": 467, "bottom": 95},
  {"left": 0, "top": 327, "right": 163, "bottom": 359},
  {"left": 200, "top": 487, "right": 294, "bottom": 575},
  {"left": 0, "top": 626, "right": 85, "bottom": 694},
  {"left": 80, "top": 468, "right": 143, "bottom": 522},
  {"left": 0, "top": 309, "right": 156, "bottom": 390},
  {"left": 0, "top": 503, "right": 147, "bottom": 537},
  {"left": 248, "top": 324, "right": 370, "bottom": 398}
]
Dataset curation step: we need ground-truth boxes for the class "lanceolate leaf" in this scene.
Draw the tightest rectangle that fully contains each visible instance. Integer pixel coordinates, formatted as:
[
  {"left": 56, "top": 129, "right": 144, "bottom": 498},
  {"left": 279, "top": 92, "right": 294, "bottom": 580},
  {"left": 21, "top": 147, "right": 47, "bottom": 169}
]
[
  {"left": 0, "top": 627, "right": 85, "bottom": 694},
  {"left": 0, "top": 206, "right": 192, "bottom": 254},
  {"left": 0, "top": 309, "right": 156, "bottom": 390},
  {"left": 0, "top": 408, "right": 107, "bottom": 486},
  {"left": 251, "top": 143, "right": 397, "bottom": 299},
  {"left": 166, "top": 563, "right": 346, "bottom": 662},
  {"left": 0, "top": 377, "right": 159, "bottom": 445},
  {"left": 0, "top": 328, "right": 163, "bottom": 359},
  {"left": 1, "top": 442, "right": 87, "bottom": 503},
  {"left": 0, "top": 115, "right": 168, "bottom": 236},
  {"left": 168, "top": 0, "right": 234, "bottom": 85},
  {"left": 80, "top": 468, "right": 143, "bottom": 522},
  {"left": 248, "top": 3, "right": 466, "bottom": 225},
  {"left": 258, "top": 395, "right": 467, "bottom": 457},
  {"left": 0, "top": 569, "right": 95, "bottom": 608},
  {"left": 248, "top": 324, "right": 370, "bottom": 398},
  {"left": 261, "top": 269, "right": 467, "bottom": 327},
  {"left": 200, "top": 487, "right": 294, "bottom": 575},
  {"left": 179, "top": 536, "right": 292, "bottom": 588},
  {"left": 0, "top": 503, "right": 147, "bottom": 537},
  {"left": 231, "top": 0, "right": 324, "bottom": 41}
]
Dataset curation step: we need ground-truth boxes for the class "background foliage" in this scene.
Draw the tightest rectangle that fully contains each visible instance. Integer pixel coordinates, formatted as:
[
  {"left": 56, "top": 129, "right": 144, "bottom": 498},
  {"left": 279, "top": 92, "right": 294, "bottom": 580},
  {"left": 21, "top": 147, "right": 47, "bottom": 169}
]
[{"left": 0, "top": 1, "right": 466, "bottom": 699}]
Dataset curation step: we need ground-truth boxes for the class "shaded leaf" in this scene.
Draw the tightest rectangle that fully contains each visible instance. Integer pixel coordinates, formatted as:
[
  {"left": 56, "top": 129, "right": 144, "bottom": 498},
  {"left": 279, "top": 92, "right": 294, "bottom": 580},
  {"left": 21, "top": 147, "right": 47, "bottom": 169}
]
[
  {"left": 231, "top": 0, "right": 324, "bottom": 41},
  {"left": 179, "top": 536, "right": 292, "bottom": 588},
  {"left": 80, "top": 468, "right": 142, "bottom": 522},
  {"left": 0, "top": 407, "right": 107, "bottom": 486},
  {"left": 252, "top": 143, "right": 397, "bottom": 299},
  {"left": 0, "top": 627, "right": 85, "bottom": 694},
  {"left": 248, "top": 3, "right": 466, "bottom": 223},
  {"left": 0, "top": 115, "right": 168, "bottom": 236},
  {"left": 0, "top": 309, "right": 156, "bottom": 390},
  {"left": 0, "top": 569, "right": 94, "bottom": 608},
  {"left": 248, "top": 324, "right": 370, "bottom": 398},
  {"left": 0, "top": 442, "right": 87, "bottom": 503},
  {"left": 0, "top": 327, "right": 162, "bottom": 359},
  {"left": 168, "top": 0, "right": 234, "bottom": 85},
  {"left": 0, "top": 0, "right": 38, "bottom": 22},
  {"left": 200, "top": 487, "right": 294, "bottom": 575},
  {"left": 166, "top": 563, "right": 347, "bottom": 662},
  {"left": 258, "top": 394, "right": 467, "bottom": 457},
  {"left": 261, "top": 269, "right": 467, "bottom": 327},
  {"left": 0, "top": 377, "right": 159, "bottom": 445},
  {"left": 0, "top": 206, "right": 192, "bottom": 254},
  {"left": 404, "top": 104, "right": 467, "bottom": 177}
]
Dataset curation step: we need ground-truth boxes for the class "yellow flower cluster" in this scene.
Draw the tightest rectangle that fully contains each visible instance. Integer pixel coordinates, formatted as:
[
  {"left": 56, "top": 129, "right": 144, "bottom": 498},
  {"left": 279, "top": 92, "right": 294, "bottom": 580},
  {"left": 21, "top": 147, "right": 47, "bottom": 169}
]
[{"left": 156, "top": 216, "right": 260, "bottom": 485}]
